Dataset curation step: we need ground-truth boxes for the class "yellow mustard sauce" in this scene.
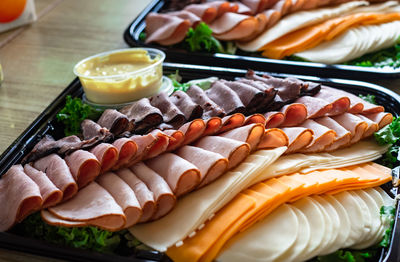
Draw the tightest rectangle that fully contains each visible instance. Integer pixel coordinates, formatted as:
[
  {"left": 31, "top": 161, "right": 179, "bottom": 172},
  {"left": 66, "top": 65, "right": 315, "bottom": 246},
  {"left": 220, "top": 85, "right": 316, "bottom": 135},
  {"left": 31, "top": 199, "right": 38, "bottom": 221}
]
[{"left": 75, "top": 49, "right": 163, "bottom": 104}]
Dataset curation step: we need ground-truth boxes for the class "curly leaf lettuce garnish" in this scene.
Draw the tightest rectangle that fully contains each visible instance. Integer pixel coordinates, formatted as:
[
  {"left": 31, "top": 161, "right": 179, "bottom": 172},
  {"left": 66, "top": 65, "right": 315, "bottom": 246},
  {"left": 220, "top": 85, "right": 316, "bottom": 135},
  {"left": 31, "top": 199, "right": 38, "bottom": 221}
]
[
  {"left": 56, "top": 95, "right": 103, "bottom": 136},
  {"left": 358, "top": 94, "right": 376, "bottom": 105},
  {"left": 379, "top": 205, "right": 396, "bottom": 248},
  {"left": 168, "top": 70, "right": 217, "bottom": 92},
  {"left": 315, "top": 249, "right": 377, "bottom": 262}
]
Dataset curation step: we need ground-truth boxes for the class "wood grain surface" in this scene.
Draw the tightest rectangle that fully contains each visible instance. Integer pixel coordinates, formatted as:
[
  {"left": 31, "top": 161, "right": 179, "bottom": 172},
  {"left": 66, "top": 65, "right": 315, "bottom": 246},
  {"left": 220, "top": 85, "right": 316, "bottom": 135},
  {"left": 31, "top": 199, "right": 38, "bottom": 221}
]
[{"left": 1, "top": 0, "right": 400, "bottom": 261}]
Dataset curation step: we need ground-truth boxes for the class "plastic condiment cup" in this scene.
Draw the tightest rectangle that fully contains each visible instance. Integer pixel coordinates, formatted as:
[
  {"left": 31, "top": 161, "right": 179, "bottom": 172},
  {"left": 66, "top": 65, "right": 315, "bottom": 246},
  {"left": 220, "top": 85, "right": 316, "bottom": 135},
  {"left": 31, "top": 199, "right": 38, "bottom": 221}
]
[{"left": 73, "top": 48, "right": 165, "bottom": 104}]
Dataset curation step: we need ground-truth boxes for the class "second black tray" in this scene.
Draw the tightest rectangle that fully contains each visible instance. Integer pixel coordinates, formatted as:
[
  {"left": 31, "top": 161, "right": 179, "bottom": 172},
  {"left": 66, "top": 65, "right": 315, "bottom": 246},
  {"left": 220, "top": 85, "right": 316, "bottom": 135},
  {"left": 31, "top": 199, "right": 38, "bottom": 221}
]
[{"left": 124, "top": 0, "right": 400, "bottom": 80}]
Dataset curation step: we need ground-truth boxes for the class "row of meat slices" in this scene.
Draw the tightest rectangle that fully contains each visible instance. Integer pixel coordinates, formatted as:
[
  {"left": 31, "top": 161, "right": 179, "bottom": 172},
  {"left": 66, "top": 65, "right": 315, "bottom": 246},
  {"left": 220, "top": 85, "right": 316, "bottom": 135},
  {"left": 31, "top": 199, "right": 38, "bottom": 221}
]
[
  {"left": 0, "top": 107, "right": 391, "bottom": 232},
  {"left": 144, "top": 0, "right": 388, "bottom": 45}
]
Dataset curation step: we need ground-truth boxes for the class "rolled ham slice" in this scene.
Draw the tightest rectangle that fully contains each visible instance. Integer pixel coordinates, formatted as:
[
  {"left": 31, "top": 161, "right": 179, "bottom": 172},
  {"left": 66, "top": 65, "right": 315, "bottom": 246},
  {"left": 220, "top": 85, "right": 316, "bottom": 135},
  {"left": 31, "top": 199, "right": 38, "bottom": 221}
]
[
  {"left": 0, "top": 165, "right": 42, "bottom": 231},
  {"left": 295, "top": 96, "right": 333, "bottom": 118},
  {"left": 130, "top": 162, "right": 176, "bottom": 220},
  {"left": 184, "top": 1, "right": 235, "bottom": 23},
  {"left": 299, "top": 119, "right": 336, "bottom": 153},
  {"left": 24, "top": 164, "right": 62, "bottom": 208},
  {"left": 314, "top": 87, "right": 350, "bottom": 116},
  {"left": 34, "top": 154, "right": 78, "bottom": 201},
  {"left": 96, "top": 172, "right": 142, "bottom": 227},
  {"left": 257, "top": 128, "right": 289, "bottom": 149},
  {"left": 144, "top": 130, "right": 171, "bottom": 160},
  {"left": 219, "top": 123, "right": 265, "bottom": 151},
  {"left": 356, "top": 114, "right": 379, "bottom": 138},
  {"left": 179, "top": 119, "right": 206, "bottom": 145},
  {"left": 281, "top": 127, "right": 314, "bottom": 154},
  {"left": 265, "top": 112, "right": 285, "bottom": 128},
  {"left": 245, "top": 114, "right": 267, "bottom": 126},
  {"left": 128, "top": 133, "right": 158, "bottom": 165},
  {"left": 315, "top": 116, "right": 352, "bottom": 151},
  {"left": 332, "top": 113, "right": 368, "bottom": 144},
  {"left": 167, "top": 10, "right": 202, "bottom": 28},
  {"left": 145, "top": 13, "right": 191, "bottom": 46},
  {"left": 219, "top": 113, "right": 246, "bottom": 133},
  {"left": 112, "top": 137, "right": 138, "bottom": 168},
  {"left": 279, "top": 103, "right": 308, "bottom": 127},
  {"left": 204, "top": 117, "right": 223, "bottom": 136},
  {"left": 365, "top": 112, "right": 393, "bottom": 129},
  {"left": 146, "top": 153, "right": 201, "bottom": 197},
  {"left": 64, "top": 150, "right": 101, "bottom": 188},
  {"left": 177, "top": 145, "right": 228, "bottom": 188},
  {"left": 163, "top": 129, "right": 185, "bottom": 152},
  {"left": 194, "top": 136, "right": 251, "bottom": 169},
  {"left": 47, "top": 182, "right": 126, "bottom": 231},
  {"left": 211, "top": 13, "right": 259, "bottom": 41},
  {"left": 90, "top": 143, "right": 119, "bottom": 173},
  {"left": 116, "top": 168, "right": 155, "bottom": 223}
]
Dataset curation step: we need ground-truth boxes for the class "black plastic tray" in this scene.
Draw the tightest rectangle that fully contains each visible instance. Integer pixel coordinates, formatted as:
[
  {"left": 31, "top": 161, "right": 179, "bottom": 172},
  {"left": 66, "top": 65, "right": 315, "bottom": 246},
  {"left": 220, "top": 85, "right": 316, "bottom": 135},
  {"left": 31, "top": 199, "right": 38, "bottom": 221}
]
[
  {"left": 1, "top": 62, "right": 400, "bottom": 262},
  {"left": 124, "top": 0, "right": 400, "bottom": 80}
]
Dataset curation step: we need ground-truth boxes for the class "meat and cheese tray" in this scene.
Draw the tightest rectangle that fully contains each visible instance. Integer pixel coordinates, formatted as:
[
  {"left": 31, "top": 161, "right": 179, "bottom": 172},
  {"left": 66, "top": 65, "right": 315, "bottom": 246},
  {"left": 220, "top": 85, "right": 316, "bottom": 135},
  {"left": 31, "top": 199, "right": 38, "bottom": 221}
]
[
  {"left": 1, "top": 61, "right": 400, "bottom": 262},
  {"left": 124, "top": 0, "right": 400, "bottom": 79}
]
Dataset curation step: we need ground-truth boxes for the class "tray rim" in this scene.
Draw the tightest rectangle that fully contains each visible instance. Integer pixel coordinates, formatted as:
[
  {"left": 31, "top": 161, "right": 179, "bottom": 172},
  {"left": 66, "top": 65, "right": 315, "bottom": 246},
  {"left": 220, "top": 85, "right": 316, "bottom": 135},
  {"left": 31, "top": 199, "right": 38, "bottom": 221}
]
[
  {"left": 1, "top": 62, "right": 400, "bottom": 262},
  {"left": 123, "top": 0, "right": 400, "bottom": 79}
]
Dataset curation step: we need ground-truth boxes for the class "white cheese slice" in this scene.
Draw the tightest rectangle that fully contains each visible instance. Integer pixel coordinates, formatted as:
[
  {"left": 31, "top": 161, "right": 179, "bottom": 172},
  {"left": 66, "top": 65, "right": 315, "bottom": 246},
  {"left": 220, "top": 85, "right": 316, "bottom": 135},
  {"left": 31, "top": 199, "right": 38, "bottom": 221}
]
[
  {"left": 218, "top": 204, "right": 299, "bottom": 262},
  {"left": 349, "top": 191, "right": 373, "bottom": 241}
]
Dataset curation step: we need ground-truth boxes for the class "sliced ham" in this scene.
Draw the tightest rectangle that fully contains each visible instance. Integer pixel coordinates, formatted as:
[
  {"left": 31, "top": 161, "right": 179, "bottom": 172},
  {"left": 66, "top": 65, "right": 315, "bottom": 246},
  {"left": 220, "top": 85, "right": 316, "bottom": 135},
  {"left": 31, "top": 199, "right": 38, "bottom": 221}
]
[
  {"left": 163, "top": 129, "right": 185, "bottom": 152},
  {"left": 332, "top": 113, "right": 369, "bottom": 144},
  {"left": 176, "top": 145, "right": 228, "bottom": 188},
  {"left": 265, "top": 112, "right": 285, "bottom": 128},
  {"left": 90, "top": 143, "right": 119, "bottom": 173},
  {"left": 120, "top": 97, "right": 162, "bottom": 134},
  {"left": 315, "top": 116, "right": 352, "bottom": 151},
  {"left": 235, "top": 1, "right": 253, "bottom": 14},
  {"left": 97, "top": 109, "right": 129, "bottom": 136},
  {"left": 299, "top": 119, "right": 336, "bottom": 153},
  {"left": 314, "top": 87, "right": 351, "bottom": 116},
  {"left": 144, "top": 130, "right": 171, "bottom": 160},
  {"left": 0, "top": 165, "right": 42, "bottom": 231},
  {"left": 220, "top": 123, "right": 265, "bottom": 151},
  {"left": 167, "top": 10, "right": 202, "bottom": 28},
  {"left": 207, "top": 81, "right": 246, "bottom": 115},
  {"left": 145, "top": 13, "right": 191, "bottom": 46},
  {"left": 179, "top": 119, "right": 206, "bottom": 145},
  {"left": 279, "top": 103, "right": 308, "bottom": 127},
  {"left": 47, "top": 182, "right": 126, "bottom": 231},
  {"left": 64, "top": 150, "right": 101, "bottom": 188},
  {"left": 219, "top": 113, "right": 246, "bottom": 133},
  {"left": 34, "top": 154, "right": 78, "bottom": 201},
  {"left": 356, "top": 114, "right": 380, "bottom": 138},
  {"left": 112, "top": 137, "right": 138, "bottom": 168},
  {"left": 130, "top": 162, "right": 176, "bottom": 220},
  {"left": 96, "top": 172, "right": 142, "bottom": 227},
  {"left": 116, "top": 168, "right": 155, "bottom": 223},
  {"left": 204, "top": 117, "right": 223, "bottom": 136},
  {"left": 184, "top": 1, "right": 236, "bottom": 23},
  {"left": 211, "top": 13, "right": 260, "bottom": 41},
  {"left": 295, "top": 96, "right": 333, "bottom": 118},
  {"left": 129, "top": 133, "right": 158, "bottom": 164},
  {"left": 281, "top": 127, "right": 314, "bottom": 154},
  {"left": 365, "top": 112, "right": 393, "bottom": 129},
  {"left": 170, "top": 90, "right": 203, "bottom": 121},
  {"left": 186, "top": 85, "right": 226, "bottom": 118},
  {"left": 194, "top": 136, "right": 250, "bottom": 169},
  {"left": 146, "top": 153, "right": 201, "bottom": 197},
  {"left": 24, "top": 164, "right": 62, "bottom": 208},
  {"left": 239, "top": 12, "right": 270, "bottom": 42},
  {"left": 245, "top": 114, "right": 267, "bottom": 126},
  {"left": 257, "top": 128, "right": 289, "bottom": 149}
]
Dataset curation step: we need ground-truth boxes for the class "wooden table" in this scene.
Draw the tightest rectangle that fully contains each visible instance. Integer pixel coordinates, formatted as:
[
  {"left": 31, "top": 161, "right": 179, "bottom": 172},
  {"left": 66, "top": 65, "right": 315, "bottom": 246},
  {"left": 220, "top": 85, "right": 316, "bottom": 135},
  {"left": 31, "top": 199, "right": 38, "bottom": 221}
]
[{"left": 1, "top": 0, "right": 400, "bottom": 261}]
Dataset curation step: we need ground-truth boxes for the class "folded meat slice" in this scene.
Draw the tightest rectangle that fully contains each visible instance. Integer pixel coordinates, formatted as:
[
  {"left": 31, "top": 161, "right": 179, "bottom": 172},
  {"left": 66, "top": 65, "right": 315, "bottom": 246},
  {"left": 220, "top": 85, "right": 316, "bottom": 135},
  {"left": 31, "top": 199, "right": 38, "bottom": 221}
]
[
  {"left": 150, "top": 92, "right": 186, "bottom": 129},
  {"left": 129, "top": 133, "right": 158, "bottom": 164},
  {"left": 265, "top": 112, "right": 285, "bottom": 128},
  {"left": 207, "top": 81, "right": 246, "bottom": 115},
  {"left": 145, "top": 13, "right": 191, "bottom": 46},
  {"left": 143, "top": 130, "right": 171, "bottom": 160},
  {"left": 235, "top": 1, "right": 252, "bottom": 14},
  {"left": 204, "top": 117, "right": 223, "bottom": 136},
  {"left": 170, "top": 90, "right": 203, "bottom": 121},
  {"left": 219, "top": 123, "right": 265, "bottom": 151},
  {"left": 120, "top": 97, "right": 162, "bottom": 134},
  {"left": 365, "top": 112, "right": 393, "bottom": 129},
  {"left": 332, "top": 113, "right": 368, "bottom": 144},
  {"left": 313, "top": 87, "right": 350, "bottom": 116},
  {"left": 96, "top": 172, "right": 142, "bottom": 228},
  {"left": 295, "top": 96, "right": 333, "bottom": 118},
  {"left": 97, "top": 109, "right": 129, "bottom": 136},
  {"left": 116, "top": 168, "right": 155, "bottom": 223},
  {"left": 245, "top": 114, "right": 267, "bottom": 126},
  {"left": 167, "top": 10, "right": 202, "bottom": 28},
  {"left": 184, "top": 1, "right": 235, "bottom": 23},
  {"left": 146, "top": 153, "right": 201, "bottom": 197},
  {"left": 112, "top": 137, "right": 138, "bottom": 168},
  {"left": 315, "top": 116, "right": 352, "bottom": 151},
  {"left": 241, "top": 0, "right": 280, "bottom": 14},
  {"left": 163, "top": 129, "right": 185, "bottom": 152},
  {"left": 179, "top": 119, "right": 206, "bottom": 145},
  {"left": 176, "top": 145, "right": 228, "bottom": 188},
  {"left": 47, "top": 182, "right": 126, "bottom": 231},
  {"left": 279, "top": 103, "right": 308, "bottom": 127},
  {"left": 130, "top": 162, "right": 176, "bottom": 220},
  {"left": 186, "top": 85, "right": 226, "bottom": 119},
  {"left": 356, "top": 114, "right": 379, "bottom": 138},
  {"left": 281, "top": 127, "right": 314, "bottom": 154},
  {"left": 34, "top": 154, "right": 78, "bottom": 201},
  {"left": 257, "top": 128, "right": 289, "bottom": 149},
  {"left": 219, "top": 113, "right": 246, "bottom": 133},
  {"left": 236, "top": 78, "right": 277, "bottom": 112},
  {"left": 298, "top": 119, "right": 336, "bottom": 153},
  {"left": 81, "top": 119, "right": 112, "bottom": 141},
  {"left": 24, "top": 164, "right": 62, "bottom": 208},
  {"left": 212, "top": 13, "right": 260, "bottom": 41},
  {"left": 64, "top": 150, "right": 101, "bottom": 188},
  {"left": 194, "top": 136, "right": 251, "bottom": 169},
  {"left": 90, "top": 143, "right": 119, "bottom": 173},
  {"left": 0, "top": 165, "right": 42, "bottom": 231}
]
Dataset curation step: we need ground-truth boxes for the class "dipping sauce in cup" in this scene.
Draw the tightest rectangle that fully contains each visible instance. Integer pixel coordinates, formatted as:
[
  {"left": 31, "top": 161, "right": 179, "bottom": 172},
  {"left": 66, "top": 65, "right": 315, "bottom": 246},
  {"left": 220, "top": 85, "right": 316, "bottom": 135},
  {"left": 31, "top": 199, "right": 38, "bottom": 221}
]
[{"left": 74, "top": 48, "right": 165, "bottom": 104}]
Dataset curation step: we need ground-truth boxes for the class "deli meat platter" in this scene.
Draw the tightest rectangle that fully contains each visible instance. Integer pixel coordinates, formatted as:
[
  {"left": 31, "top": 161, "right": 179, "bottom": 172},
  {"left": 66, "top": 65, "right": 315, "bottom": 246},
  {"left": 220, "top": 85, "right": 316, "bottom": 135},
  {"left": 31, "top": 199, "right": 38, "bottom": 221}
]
[
  {"left": 124, "top": 0, "right": 400, "bottom": 79},
  {"left": 1, "top": 62, "right": 400, "bottom": 262}
]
